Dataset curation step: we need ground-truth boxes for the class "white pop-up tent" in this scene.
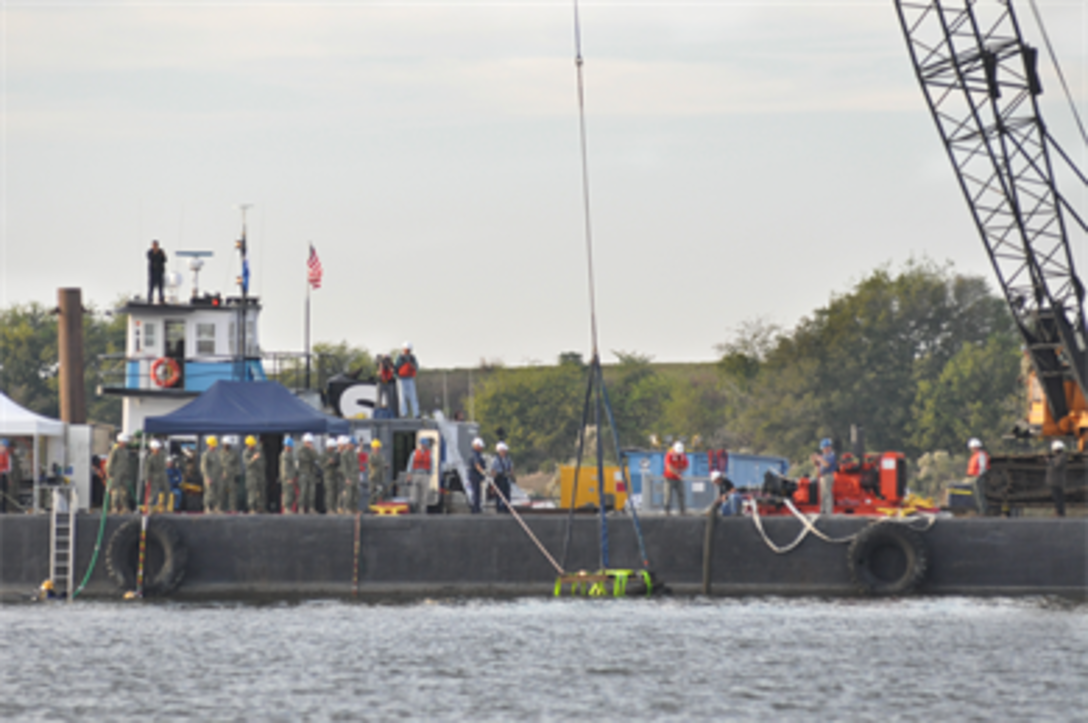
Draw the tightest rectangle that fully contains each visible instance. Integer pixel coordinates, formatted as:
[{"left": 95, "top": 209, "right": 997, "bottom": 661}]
[{"left": 0, "top": 391, "right": 67, "bottom": 512}]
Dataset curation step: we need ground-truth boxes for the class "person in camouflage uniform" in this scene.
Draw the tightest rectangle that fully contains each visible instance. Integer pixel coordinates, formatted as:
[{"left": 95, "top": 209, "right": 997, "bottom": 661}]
[
  {"left": 339, "top": 437, "right": 360, "bottom": 513},
  {"left": 322, "top": 437, "right": 343, "bottom": 514},
  {"left": 219, "top": 436, "right": 241, "bottom": 513},
  {"left": 244, "top": 435, "right": 266, "bottom": 514},
  {"left": 297, "top": 433, "right": 319, "bottom": 513},
  {"left": 144, "top": 439, "right": 170, "bottom": 512},
  {"left": 201, "top": 436, "right": 222, "bottom": 513},
  {"left": 367, "top": 438, "right": 387, "bottom": 507},
  {"left": 105, "top": 433, "right": 132, "bottom": 514},
  {"left": 280, "top": 437, "right": 299, "bottom": 514}
]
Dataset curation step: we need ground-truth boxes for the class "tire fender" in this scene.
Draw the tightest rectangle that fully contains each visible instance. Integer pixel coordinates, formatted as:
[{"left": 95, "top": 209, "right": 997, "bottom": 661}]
[
  {"left": 105, "top": 517, "right": 188, "bottom": 596},
  {"left": 847, "top": 521, "right": 928, "bottom": 596}
]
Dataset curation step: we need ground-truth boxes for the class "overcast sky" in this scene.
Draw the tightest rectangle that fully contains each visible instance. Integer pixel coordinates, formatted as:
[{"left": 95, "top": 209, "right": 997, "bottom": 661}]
[{"left": 3, "top": 0, "right": 1086, "bottom": 368}]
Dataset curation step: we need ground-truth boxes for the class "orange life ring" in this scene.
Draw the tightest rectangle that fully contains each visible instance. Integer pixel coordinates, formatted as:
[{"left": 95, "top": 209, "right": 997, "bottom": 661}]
[{"left": 151, "top": 357, "right": 181, "bottom": 388}]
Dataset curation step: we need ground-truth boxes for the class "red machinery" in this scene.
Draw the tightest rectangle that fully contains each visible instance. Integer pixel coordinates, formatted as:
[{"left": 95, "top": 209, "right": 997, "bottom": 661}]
[{"left": 759, "top": 452, "right": 909, "bottom": 516}]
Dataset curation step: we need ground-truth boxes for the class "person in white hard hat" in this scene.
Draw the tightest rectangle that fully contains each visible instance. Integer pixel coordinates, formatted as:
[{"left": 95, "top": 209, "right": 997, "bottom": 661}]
[
  {"left": 297, "top": 433, "right": 319, "bottom": 513},
  {"left": 394, "top": 342, "right": 420, "bottom": 419},
  {"left": 966, "top": 438, "right": 989, "bottom": 514},
  {"left": 663, "top": 441, "right": 689, "bottom": 515},
  {"left": 144, "top": 439, "right": 170, "bottom": 512},
  {"left": 106, "top": 433, "right": 133, "bottom": 513},
  {"left": 468, "top": 437, "right": 486, "bottom": 514},
  {"left": 489, "top": 441, "right": 513, "bottom": 513},
  {"left": 1047, "top": 439, "right": 1068, "bottom": 517}
]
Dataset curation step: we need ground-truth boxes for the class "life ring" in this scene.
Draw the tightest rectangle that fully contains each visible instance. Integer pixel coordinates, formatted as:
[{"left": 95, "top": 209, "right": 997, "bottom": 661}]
[
  {"left": 104, "top": 518, "right": 188, "bottom": 596},
  {"left": 847, "top": 522, "right": 928, "bottom": 596},
  {"left": 150, "top": 357, "right": 181, "bottom": 388}
]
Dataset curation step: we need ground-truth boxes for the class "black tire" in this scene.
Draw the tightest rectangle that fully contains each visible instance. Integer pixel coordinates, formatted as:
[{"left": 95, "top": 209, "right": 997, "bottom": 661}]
[
  {"left": 105, "top": 518, "right": 188, "bottom": 596},
  {"left": 847, "top": 522, "right": 927, "bottom": 596}
]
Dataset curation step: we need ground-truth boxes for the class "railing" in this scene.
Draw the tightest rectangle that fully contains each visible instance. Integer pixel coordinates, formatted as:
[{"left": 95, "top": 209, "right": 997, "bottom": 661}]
[{"left": 96, "top": 351, "right": 338, "bottom": 393}]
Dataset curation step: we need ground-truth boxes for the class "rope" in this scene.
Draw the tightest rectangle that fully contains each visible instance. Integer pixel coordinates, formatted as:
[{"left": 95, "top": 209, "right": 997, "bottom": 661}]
[
  {"left": 599, "top": 374, "right": 650, "bottom": 568},
  {"left": 488, "top": 477, "right": 565, "bottom": 575},
  {"left": 71, "top": 504, "right": 109, "bottom": 600},
  {"left": 1028, "top": 0, "right": 1088, "bottom": 148}
]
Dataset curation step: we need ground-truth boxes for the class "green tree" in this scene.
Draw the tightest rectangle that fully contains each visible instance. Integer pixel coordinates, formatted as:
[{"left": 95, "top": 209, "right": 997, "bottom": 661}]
[
  {"left": 604, "top": 351, "right": 671, "bottom": 448},
  {"left": 273, "top": 341, "right": 373, "bottom": 392}
]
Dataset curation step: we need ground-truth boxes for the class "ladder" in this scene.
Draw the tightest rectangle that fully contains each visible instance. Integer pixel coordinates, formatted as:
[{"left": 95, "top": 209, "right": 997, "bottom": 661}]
[{"left": 49, "top": 487, "right": 77, "bottom": 599}]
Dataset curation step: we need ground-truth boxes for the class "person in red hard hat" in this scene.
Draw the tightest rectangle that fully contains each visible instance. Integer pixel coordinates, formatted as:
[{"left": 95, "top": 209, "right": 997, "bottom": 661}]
[{"left": 664, "top": 442, "right": 689, "bottom": 516}]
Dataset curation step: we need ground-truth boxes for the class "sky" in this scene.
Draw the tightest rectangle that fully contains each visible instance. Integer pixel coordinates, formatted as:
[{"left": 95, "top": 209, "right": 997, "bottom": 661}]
[{"left": 3, "top": 0, "right": 1087, "bottom": 369}]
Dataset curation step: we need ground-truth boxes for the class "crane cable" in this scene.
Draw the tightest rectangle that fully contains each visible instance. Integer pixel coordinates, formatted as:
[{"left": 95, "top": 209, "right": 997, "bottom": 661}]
[
  {"left": 1027, "top": 0, "right": 1088, "bottom": 149},
  {"left": 573, "top": 0, "right": 600, "bottom": 359}
]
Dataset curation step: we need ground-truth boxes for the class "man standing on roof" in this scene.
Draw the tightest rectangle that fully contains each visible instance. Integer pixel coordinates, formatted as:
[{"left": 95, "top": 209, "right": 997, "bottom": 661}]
[
  {"left": 811, "top": 438, "right": 837, "bottom": 516},
  {"left": 663, "top": 441, "right": 689, "bottom": 516},
  {"left": 106, "top": 433, "right": 132, "bottom": 514},
  {"left": 376, "top": 354, "right": 398, "bottom": 418},
  {"left": 220, "top": 436, "right": 241, "bottom": 513},
  {"left": 280, "top": 437, "right": 299, "bottom": 514},
  {"left": 368, "top": 438, "right": 387, "bottom": 507},
  {"left": 244, "top": 435, "right": 266, "bottom": 513},
  {"left": 966, "top": 438, "right": 989, "bottom": 514},
  {"left": 201, "top": 436, "right": 221, "bottom": 513},
  {"left": 468, "top": 437, "right": 486, "bottom": 514},
  {"left": 297, "top": 433, "right": 319, "bottom": 513},
  {"left": 322, "top": 437, "right": 343, "bottom": 514},
  {"left": 395, "top": 342, "right": 420, "bottom": 419},
  {"left": 147, "top": 240, "right": 167, "bottom": 304}
]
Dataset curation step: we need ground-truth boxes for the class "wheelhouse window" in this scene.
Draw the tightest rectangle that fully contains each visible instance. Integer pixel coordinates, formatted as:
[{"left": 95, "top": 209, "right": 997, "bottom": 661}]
[
  {"left": 144, "top": 322, "right": 157, "bottom": 354},
  {"left": 196, "top": 323, "right": 216, "bottom": 355}
]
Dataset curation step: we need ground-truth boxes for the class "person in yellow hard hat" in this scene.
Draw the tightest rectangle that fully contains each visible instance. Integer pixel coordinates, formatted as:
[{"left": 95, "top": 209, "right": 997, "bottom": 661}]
[
  {"left": 244, "top": 435, "right": 265, "bottom": 514},
  {"left": 201, "top": 436, "right": 221, "bottom": 513},
  {"left": 368, "top": 438, "right": 387, "bottom": 506},
  {"left": 106, "top": 433, "right": 132, "bottom": 514}
]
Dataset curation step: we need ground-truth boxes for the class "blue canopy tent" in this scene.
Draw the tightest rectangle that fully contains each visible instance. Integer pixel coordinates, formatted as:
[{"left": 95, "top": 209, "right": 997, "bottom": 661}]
[{"left": 143, "top": 381, "right": 350, "bottom": 436}]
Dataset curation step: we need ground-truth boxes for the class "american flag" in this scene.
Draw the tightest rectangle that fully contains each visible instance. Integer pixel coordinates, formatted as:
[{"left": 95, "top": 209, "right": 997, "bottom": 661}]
[{"left": 307, "top": 244, "right": 323, "bottom": 289}]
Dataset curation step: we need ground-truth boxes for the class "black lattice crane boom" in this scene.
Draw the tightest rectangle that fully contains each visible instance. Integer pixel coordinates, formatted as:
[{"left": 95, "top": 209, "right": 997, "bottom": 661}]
[{"left": 895, "top": 0, "right": 1088, "bottom": 449}]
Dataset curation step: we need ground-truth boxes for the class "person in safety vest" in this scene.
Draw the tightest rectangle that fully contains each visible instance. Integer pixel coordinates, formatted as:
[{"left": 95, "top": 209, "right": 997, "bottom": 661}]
[
  {"left": 280, "top": 437, "right": 299, "bottom": 514},
  {"left": 663, "top": 442, "right": 689, "bottom": 516},
  {"left": 394, "top": 342, "right": 420, "bottom": 419},
  {"left": 297, "top": 434, "right": 319, "bottom": 513},
  {"left": 144, "top": 439, "right": 170, "bottom": 513},
  {"left": 244, "top": 435, "right": 266, "bottom": 514},
  {"left": 409, "top": 438, "right": 433, "bottom": 474},
  {"left": 0, "top": 439, "right": 10, "bottom": 514},
  {"left": 376, "top": 355, "right": 399, "bottom": 417},
  {"left": 106, "top": 433, "right": 132, "bottom": 514},
  {"left": 340, "top": 437, "right": 361, "bottom": 513},
  {"left": 367, "top": 438, "right": 387, "bottom": 507},
  {"left": 201, "top": 436, "right": 221, "bottom": 513},
  {"left": 966, "top": 438, "right": 989, "bottom": 514},
  {"left": 811, "top": 438, "right": 837, "bottom": 516}
]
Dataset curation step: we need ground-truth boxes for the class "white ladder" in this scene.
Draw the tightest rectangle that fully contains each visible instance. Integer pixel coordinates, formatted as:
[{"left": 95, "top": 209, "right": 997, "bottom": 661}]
[{"left": 49, "top": 487, "right": 77, "bottom": 599}]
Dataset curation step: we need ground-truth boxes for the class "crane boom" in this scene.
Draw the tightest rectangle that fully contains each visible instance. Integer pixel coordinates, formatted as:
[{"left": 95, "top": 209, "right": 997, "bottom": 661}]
[{"left": 894, "top": 0, "right": 1088, "bottom": 438}]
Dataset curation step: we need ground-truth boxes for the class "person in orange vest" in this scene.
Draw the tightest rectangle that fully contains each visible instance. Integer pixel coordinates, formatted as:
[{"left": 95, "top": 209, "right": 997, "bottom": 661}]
[
  {"left": 663, "top": 441, "right": 689, "bottom": 516},
  {"left": 966, "top": 438, "right": 989, "bottom": 514},
  {"left": 0, "top": 439, "right": 12, "bottom": 514},
  {"left": 376, "top": 354, "right": 399, "bottom": 417},
  {"left": 395, "top": 342, "right": 420, "bottom": 418},
  {"left": 409, "top": 437, "right": 433, "bottom": 474}
]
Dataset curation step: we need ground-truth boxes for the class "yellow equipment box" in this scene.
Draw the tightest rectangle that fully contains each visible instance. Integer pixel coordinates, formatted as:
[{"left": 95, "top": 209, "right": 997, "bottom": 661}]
[{"left": 557, "top": 465, "right": 628, "bottom": 511}]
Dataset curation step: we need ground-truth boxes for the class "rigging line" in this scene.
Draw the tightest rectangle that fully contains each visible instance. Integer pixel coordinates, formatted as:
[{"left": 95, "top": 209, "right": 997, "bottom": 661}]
[
  {"left": 1028, "top": 0, "right": 1088, "bottom": 148},
  {"left": 573, "top": 0, "right": 600, "bottom": 356}
]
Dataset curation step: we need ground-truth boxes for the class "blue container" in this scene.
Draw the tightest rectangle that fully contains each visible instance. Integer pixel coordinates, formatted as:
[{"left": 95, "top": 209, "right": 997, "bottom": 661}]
[{"left": 623, "top": 449, "right": 789, "bottom": 494}]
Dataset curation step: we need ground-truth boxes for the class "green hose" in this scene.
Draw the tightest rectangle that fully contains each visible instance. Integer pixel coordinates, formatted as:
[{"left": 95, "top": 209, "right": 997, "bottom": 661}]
[{"left": 71, "top": 504, "right": 110, "bottom": 600}]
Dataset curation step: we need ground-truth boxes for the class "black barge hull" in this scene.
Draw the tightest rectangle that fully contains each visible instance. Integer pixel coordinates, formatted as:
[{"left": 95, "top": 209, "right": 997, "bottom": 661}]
[{"left": 1, "top": 515, "right": 1085, "bottom": 601}]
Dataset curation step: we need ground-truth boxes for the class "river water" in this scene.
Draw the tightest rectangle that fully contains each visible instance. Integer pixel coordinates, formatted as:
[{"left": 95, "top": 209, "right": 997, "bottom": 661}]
[{"left": 1, "top": 596, "right": 1084, "bottom": 721}]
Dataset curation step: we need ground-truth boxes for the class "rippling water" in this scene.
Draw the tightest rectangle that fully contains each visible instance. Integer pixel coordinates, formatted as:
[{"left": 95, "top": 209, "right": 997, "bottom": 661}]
[{"left": 2, "top": 597, "right": 1085, "bottom": 721}]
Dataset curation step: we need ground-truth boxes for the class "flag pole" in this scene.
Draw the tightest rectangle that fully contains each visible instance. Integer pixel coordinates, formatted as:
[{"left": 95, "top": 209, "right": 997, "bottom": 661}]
[{"left": 305, "top": 244, "right": 312, "bottom": 390}]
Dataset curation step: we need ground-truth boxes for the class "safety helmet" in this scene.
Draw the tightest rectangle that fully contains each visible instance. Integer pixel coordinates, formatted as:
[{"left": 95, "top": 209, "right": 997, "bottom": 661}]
[
  {"left": 284, "top": 437, "right": 295, "bottom": 447},
  {"left": 0, "top": 439, "right": 8, "bottom": 447},
  {"left": 348, "top": 436, "right": 358, "bottom": 446},
  {"left": 302, "top": 433, "right": 314, "bottom": 444},
  {"left": 820, "top": 438, "right": 833, "bottom": 449},
  {"left": 41, "top": 579, "right": 54, "bottom": 591},
  {"left": 205, "top": 435, "right": 218, "bottom": 447},
  {"left": 472, "top": 437, "right": 484, "bottom": 449},
  {"left": 710, "top": 470, "right": 722, "bottom": 482},
  {"left": 118, "top": 433, "right": 131, "bottom": 444},
  {"left": 1052, "top": 440, "right": 1065, "bottom": 451},
  {"left": 403, "top": 341, "right": 413, "bottom": 351},
  {"left": 245, "top": 435, "right": 257, "bottom": 447},
  {"left": 968, "top": 438, "right": 982, "bottom": 449},
  {"left": 420, "top": 437, "right": 433, "bottom": 447},
  {"left": 149, "top": 439, "right": 162, "bottom": 450},
  {"left": 496, "top": 441, "right": 508, "bottom": 453},
  {"left": 222, "top": 435, "right": 235, "bottom": 446},
  {"left": 672, "top": 442, "right": 684, "bottom": 454}
]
